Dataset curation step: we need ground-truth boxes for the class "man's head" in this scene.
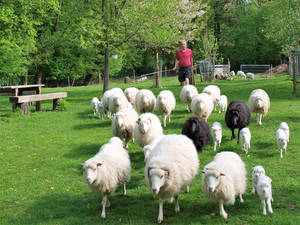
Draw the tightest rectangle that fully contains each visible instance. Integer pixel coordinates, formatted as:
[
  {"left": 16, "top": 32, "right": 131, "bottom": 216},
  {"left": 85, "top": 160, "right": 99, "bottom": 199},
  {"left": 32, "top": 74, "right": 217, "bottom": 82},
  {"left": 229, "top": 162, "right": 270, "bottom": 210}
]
[{"left": 180, "top": 40, "right": 187, "bottom": 50}]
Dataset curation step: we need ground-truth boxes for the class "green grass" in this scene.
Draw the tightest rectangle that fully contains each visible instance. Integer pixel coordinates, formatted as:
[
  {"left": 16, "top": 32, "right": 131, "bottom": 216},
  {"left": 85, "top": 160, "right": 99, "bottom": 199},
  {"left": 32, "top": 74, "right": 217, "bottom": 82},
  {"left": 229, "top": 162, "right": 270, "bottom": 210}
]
[{"left": 1, "top": 75, "right": 300, "bottom": 225}]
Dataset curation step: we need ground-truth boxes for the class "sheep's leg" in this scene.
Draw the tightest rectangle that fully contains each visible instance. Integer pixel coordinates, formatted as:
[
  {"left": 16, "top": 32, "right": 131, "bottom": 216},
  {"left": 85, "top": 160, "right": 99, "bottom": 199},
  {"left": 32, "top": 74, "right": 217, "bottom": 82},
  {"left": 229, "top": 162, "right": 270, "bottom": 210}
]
[
  {"left": 219, "top": 200, "right": 228, "bottom": 221},
  {"left": 101, "top": 195, "right": 108, "bottom": 218},
  {"left": 169, "top": 196, "right": 174, "bottom": 203},
  {"left": 123, "top": 183, "right": 127, "bottom": 196},
  {"left": 214, "top": 142, "right": 217, "bottom": 151},
  {"left": 106, "top": 199, "right": 111, "bottom": 208},
  {"left": 280, "top": 147, "right": 283, "bottom": 158},
  {"left": 259, "top": 114, "right": 262, "bottom": 125},
  {"left": 237, "top": 129, "right": 241, "bottom": 144},
  {"left": 256, "top": 113, "right": 258, "bottom": 123},
  {"left": 157, "top": 198, "right": 164, "bottom": 224},
  {"left": 267, "top": 198, "right": 273, "bottom": 214},
  {"left": 163, "top": 115, "right": 167, "bottom": 128},
  {"left": 168, "top": 114, "right": 171, "bottom": 122},
  {"left": 231, "top": 129, "right": 235, "bottom": 140},
  {"left": 239, "top": 194, "right": 244, "bottom": 203},
  {"left": 186, "top": 185, "right": 190, "bottom": 193},
  {"left": 261, "top": 200, "right": 267, "bottom": 215},
  {"left": 174, "top": 195, "right": 180, "bottom": 213},
  {"left": 251, "top": 182, "right": 256, "bottom": 195},
  {"left": 124, "top": 138, "right": 129, "bottom": 149},
  {"left": 187, "top": 104, "right": 190, "bottom": 112}
]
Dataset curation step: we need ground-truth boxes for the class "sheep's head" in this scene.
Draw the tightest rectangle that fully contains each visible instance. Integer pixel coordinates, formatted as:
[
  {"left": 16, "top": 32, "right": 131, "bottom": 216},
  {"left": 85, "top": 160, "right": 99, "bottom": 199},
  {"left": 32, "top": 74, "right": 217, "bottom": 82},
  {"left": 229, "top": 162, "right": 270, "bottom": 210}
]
[
  {"left": 258, "top": 177, "right": 272, "bottom": 193},
  {"left": 229, "top": 110, "right": 240, "bottom": 126},
  {"left": 137, "top": 116, "right": 151, "bottom": 134},
  {"left": 158, "top": 96, "right": 167, "bottom": 105},
  {"left": 113, "top": 96, "right": 121, "bottom": 106},
  {"left": 279, "top": 122, "right": 288, "bottom": 131},
  {"left": 252, "top": 166, "right": 265, "bottom": 179},
  {"left": 212, "top": 126, "right": 221, "bottom": 136},
  {"left": 202, "top": 168, "right": 225, "bottom": 193},
  {"left": 80, "top": 161, "right": 102, "bottom": 185},
  {"left": 148, "top": 167, "right": 169, "bottom": 195},
  {"left": 255, "top": 98, "right": 263, "bottom": 109},
  {"left": 186, "top": 91, "right": 194, "bottom": 101},
  {"left": 115, "top": 113, "right": 126, "bottom": 129}
]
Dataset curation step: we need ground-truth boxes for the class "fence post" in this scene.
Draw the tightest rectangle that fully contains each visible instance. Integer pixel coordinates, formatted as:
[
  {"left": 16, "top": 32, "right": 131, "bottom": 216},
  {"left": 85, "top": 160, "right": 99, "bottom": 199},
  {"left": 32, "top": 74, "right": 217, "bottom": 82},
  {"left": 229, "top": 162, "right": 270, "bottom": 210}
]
[{"left": 292, "top": 50, "right": 297, "bottom": 98}]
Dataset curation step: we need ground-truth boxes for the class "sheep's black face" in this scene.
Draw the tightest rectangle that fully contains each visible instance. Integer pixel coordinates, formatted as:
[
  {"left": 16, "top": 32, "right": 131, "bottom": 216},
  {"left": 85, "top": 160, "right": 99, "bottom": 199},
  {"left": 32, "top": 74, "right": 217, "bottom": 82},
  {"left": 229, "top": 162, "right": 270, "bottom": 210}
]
[{"left": 230, "top": 111, "right": 239, "bottom": 126}]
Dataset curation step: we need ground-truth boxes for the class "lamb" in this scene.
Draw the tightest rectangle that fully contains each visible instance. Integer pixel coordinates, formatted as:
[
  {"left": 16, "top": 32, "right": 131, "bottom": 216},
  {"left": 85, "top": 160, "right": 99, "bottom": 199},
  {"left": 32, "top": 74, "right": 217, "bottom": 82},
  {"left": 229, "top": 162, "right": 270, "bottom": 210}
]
[
  {"left": 246, "top": 72, "right": 255, "bottom": 80},
  {"left": 102, "top": 88, "right": 124, "bottom": 118},
  {"left": 276, "top": 128, "right": 288, "bottom": 158},
  {"left": 181, "top": 116, "right": 210, "bottom": 152},
  {"left": 91, "top": 97, "right": 100, "bottom": 116},
  {"left": 144, "top": 134, "right": 199, "bottom": 223},
  {"left": 134, "top": 113, "right": 163, "bottom": 147},
  {"left": 97, "top": 100, "right": 105, "bottom": 119},
  {"left": 80, "top": 137, "right": 131, "bottom": 219},
  {"left": 279, "top": 122, "right": 289, "bottom": 143},
  {"left": 135, "top": 89, "right": 156, "bottom": 113},
  {"left": 239, "top": 127, "right": 251, "bottom": 154},
  {"left": 211, "top": 122, "right": 222, "bottom": 151},
  {"left": 190, "top": 93, "right": 214, "bottom": 121},
  {"left": 202, "top": 85, "right": 221, "bottom": 109},
  {"left": 180, "top": 85, "right": 198, "bottom": 112},
  {"left": 230, "top": 71, "right": 235, "bottom": 76},
  {"left": 257, "top": 174, "right": 273, "bottom": 215},
  {"left": 156, "top": 90, "right": 176, "bottom": 127},
  {"left": 248, "top": 89, "right": 270, "bottom": 125},
  {"left": 143, "top": 135, "right": 164, "bottom": 162},
  {"left": 124, "top": 87, "right": 139, "bottom": 106},
  {"left": 108, "top": 92, "right": 130, "bottom": 115},
  {"left": 225, "top": 100, "right": 251, "bottom": 144},
  {"left": 216, "top": 95, "right": 228, "bottom": 113},
  {"left": 251, "top": 165, "right": 266, "bottom": 196},
  {"left": 202, "top": 151, "right": 247, "bottom": 221},
  {"left": 237, "top": 71, "right": 246, "bottom": 78},
  {"left": 112, "top": 108, "right": 139, "bottom": 148}
]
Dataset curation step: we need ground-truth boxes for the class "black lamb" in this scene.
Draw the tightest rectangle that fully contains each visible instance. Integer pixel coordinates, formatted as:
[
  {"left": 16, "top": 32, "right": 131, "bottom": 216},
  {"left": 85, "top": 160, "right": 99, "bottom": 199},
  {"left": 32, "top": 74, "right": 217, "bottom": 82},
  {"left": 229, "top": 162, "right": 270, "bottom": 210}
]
[
  {"left": 182, "top": 116, "right": 210, "bottom": 152},
  {"left": 225, "top": 100, "right": 251, "bottom": 144}
]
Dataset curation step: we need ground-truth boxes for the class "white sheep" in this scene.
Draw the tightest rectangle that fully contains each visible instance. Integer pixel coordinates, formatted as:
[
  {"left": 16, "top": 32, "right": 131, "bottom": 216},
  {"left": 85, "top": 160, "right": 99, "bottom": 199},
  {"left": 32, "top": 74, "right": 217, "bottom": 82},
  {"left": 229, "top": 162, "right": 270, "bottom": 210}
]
[
  {"left": 240, "top": 127, "right": 251, "bottom": 154},
  {"left": 251, "top": 165, "right": 266, "bottom": 196},
  {"left": 156, "top": 90, "right": 176, "bottom": 128},
  {"left": 135, "top": 89, "right": 156, "bottom": 113},
  {"left": 202, "top": 85, "right": 221, "bottom": 109},
  {"left": 112, "top": 108, "right": 139, "bottom": 148},
  {"left": 216, "top": 95, "right": 227, "bottom": 113},
  {"left": 279, "top": 122, "right": 289, "bottom": 143},
  {"left": 108, "top": 92, "right": 130, "bottom": 116},
  {"left": 91, "top": 97, "right": 100, "bottom": 116},
  {"left": 211, "top": 122, "right": 222, "bottom": 151},
  {"left": 190, "top": 93, "right": 214, "bottom": 121},
  {"left": 134, "top": 113, "right": 163, "bottom": 147},
  {"left": 145, "top": 134, "right": 199, "bottom": 223},
  {"left": 202, "top": 151, "right": 247, "bottom": 221},
  {"left": 276, "top": 128, "right": 288, "bottom": 158},
  {"left": 124, "top": 87, "right": 139, "bottom": 106},
  {"left": 257, "top": 174, "right": 273, "bottom": 215},
  {"left": 248, "top": 89, "right": 270, "bottom": 125},
  {"left": 180, "top": 85, "right": 198, "bottom": 112},
  {"left": 97, "top": 100, "right": 105, "bottom": 119},
  {"left": 237, "top": 71, "right": 246, "bottom": 78},
  {"left": 246, "top": 72, "right": 255, "bottom": 80},
  {"left": 102, "top": 88, "right": 124, "bottom": 118},
  {"left": 143, "top": 135, "right": 164, "bottom": 162},
  {"left": 80, "top": 137, "right": 131, "bottom": 219},
  {"left": 230, "top": 71, "right": 235, "bottom": 76}
]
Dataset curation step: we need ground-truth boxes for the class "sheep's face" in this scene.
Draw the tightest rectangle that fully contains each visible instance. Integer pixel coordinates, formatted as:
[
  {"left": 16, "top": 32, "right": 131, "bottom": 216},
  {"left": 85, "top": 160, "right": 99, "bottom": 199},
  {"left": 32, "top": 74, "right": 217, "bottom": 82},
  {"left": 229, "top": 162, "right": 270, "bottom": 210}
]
[
  {"left": 230, "top": 110, "right": 239, "bottom": 125},
  {"left": 80, "top": 162, "right": 102, "bottom": 184},
  {"left": 212, "top": 127, "right": 221, "bottom": 137},
  {"left": 255, "top": 98, "right": 263, "bottom": 109},
  {"left": 137, "top": 117, "right": 151, "bottom": 134},
  {"left": 252, "top": 166, "right": 265, "bottom": 180},
  {"left": 158, "top": 96, "right": 167, "bottom": 105},
  {"left": 148, "top": 168, "right": 169, "bottom": 195},
  {"left": 186, "top": 91, "right": 194, "bottom": 101},
  {"left": 115, "top": 114, "right": 125, "bottom": 128},
  {"left": 202, "top": 169, "right": 225, "bottom": 193},
  {"left": 113, "top": 97, "right": 121, "bottom": 107},
  {"left": 258, "top": 178, "right": 272, "bottom": 194}
]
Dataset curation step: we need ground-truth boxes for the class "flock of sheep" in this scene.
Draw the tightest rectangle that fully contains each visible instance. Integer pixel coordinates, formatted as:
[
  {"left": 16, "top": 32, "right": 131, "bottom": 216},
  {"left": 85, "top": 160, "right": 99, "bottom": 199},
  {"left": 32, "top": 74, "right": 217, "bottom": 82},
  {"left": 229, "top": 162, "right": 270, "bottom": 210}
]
[
  {"left": 85, "top": 80, "right": 289, "bottom": 223},
  {"left": 215, "top": 70, "right": 255, "bottom": 80}
]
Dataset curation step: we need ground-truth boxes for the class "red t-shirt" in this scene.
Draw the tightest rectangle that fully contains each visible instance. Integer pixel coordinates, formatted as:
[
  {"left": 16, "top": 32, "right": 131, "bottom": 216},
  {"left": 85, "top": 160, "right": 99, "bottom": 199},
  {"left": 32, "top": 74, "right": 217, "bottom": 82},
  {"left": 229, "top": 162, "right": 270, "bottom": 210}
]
[{"left": 175, "top": 48, "right": 193, "bottom": 67}]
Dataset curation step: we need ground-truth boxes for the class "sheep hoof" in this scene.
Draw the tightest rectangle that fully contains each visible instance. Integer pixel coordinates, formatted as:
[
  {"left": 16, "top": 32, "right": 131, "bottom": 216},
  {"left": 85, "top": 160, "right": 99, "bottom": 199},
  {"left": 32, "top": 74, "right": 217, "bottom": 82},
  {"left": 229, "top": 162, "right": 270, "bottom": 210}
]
[
  {"left": 101, "top": 213, "right": 106, "bottom": 219},
  {"left": 224, "top": 216, "right": 228, "bottom": 223},
  {"left": 175, "top": 207, "right": 180, "bottom": 213},
  {"left": 157, "top": 219, "right": 163, "bottom": 224}
]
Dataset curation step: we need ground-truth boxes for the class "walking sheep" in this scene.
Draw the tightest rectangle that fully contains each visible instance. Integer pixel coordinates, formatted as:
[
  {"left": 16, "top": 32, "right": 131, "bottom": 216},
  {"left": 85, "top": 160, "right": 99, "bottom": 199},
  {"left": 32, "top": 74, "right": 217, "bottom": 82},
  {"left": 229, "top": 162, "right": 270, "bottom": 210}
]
[
  {"left": 237, "top": 71, "right": 246, "bottom": 78},
  {"left": 91, "top": 97, "right": 100, "bottom": 116},
  {"left": 240, "top": 127, "right": 251, "bottom": 154},
  {"left": 103, "top": 88, "right": 124, "bottom": 118},
  {"left": 156, "top": 90, "right": 176, "bottom": 128},
  {"left": 211, "top": 122, "right": 222, "bottom": 151},
  {"left": 112, "top": 108, "right": 139, "bottom": 148},
  {"left": 180, "top": 85, "right": 198, "bottom": 112},
  {"left": 202, "top": 151, "right": 247, "bottom": 221},
  {"left": 135, "top": 89, "right": 156, "bottom": 113},
  {"left": 124, "top": 87, "right": 139, "bottom": 106},
  {"left": 225, "top": 100, "right": 251, "bottom": 144},
  {"left": 145, "top": 134, "right": 199, "bottom": 223},
  {"left": 108, "top": 92, "right": 130, "bottom": 115},
  {"left": 202, "top": 85, "right": 221, "bottom": 109},
  {"left": 217, "top": 95, "right": 228, "bottom": 113},
  {"left": 182, "top": 116, "right": 211, "bottom": 152},
  {"left": 279, "top": 122, "right": 289, "bottom": 143},
  {"left": 276, "top": 128, "right": 288, "bottom": 158},
  {"left": 191, "top": 93, "right": 214, "bottom": 121},
  {"left": 257, "top": 174, "right": 273, "bottom": 215},
  {"left": 134, "top": 113, "right": 163, "bottom": 147},
  {"left": 251, "top": 166, "right": 266, "bottom": 196},
  {"left": 80, "top": 137, "right": 131, "bottom": 219},
  {"left": 248, "top": 89, "right": 270, "bottom": 125}
]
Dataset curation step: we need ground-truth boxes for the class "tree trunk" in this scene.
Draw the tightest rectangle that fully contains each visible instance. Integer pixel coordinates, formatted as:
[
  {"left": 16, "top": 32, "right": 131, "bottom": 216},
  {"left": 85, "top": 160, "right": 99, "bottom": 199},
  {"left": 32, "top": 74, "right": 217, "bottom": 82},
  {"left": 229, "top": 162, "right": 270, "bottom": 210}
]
[
  {"left": 133, "top": 68, "right": 136, "bottom": 81},
  {"left": 292, "top": 53, "right": 297, "bottom": 98},
  {"left": 67, "top": 76, "right": 70, "bottom": 86},
  {"left": 53, "top": 0, "right": 63, "bottom": 33},
  {"left": 155, "top": 49, "right": 161, "bottom": 88},
  {"left": 24, "top": 71, "right": 28, "bottom": 85},
  {"left": 165, "top": 66, "right": 168, "bottom": 78},
  {"left": 103, "top": 47, "right": 109, "bottom": 94},
  {"left": 36, "top": 70, "right": 42, "bottom": 84},
  {"left": 98, "top": 72, "right": 102, "bottom": 84}
]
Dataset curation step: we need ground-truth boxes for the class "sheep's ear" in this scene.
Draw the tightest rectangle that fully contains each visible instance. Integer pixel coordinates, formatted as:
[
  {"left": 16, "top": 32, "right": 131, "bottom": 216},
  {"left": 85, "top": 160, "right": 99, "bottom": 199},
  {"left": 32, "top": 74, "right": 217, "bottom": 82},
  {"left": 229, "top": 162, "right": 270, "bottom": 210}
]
[
  {"left": 220, "top": 173, "right": 225, "bottom": 176},
  {"left": 80, "top": 163, "right": 84, "bottom": 167},
  {"left": 97, "top": 163, "right": 102, "bottom": 167},
  {"left": 162, "top": 167, "right": 170, "bottom": 177},
  {"left": 201, "top": 170, "right": 206, "bottom": 174},
  {"left": 148, "top": 167, "right": 153, "bottom": 176}
]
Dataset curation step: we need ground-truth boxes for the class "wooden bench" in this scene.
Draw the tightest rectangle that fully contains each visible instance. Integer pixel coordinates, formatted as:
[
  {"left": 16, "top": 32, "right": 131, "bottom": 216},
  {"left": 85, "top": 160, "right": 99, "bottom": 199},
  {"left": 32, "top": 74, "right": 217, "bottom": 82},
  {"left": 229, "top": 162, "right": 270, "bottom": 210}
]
[{"left": 9, "top": 92, "right": 67, "bottom": 117}]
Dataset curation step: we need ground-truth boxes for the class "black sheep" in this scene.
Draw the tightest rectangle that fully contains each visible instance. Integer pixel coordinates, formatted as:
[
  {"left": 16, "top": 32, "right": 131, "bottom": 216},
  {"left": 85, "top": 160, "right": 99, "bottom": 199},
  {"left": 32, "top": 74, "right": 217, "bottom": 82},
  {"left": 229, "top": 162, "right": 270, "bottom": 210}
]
[
  {"left": 225, "top": 100, "right": 251, "bottom": 144},
  {"left": 182, "top": 116, "right": 210, "bottom": 152}
]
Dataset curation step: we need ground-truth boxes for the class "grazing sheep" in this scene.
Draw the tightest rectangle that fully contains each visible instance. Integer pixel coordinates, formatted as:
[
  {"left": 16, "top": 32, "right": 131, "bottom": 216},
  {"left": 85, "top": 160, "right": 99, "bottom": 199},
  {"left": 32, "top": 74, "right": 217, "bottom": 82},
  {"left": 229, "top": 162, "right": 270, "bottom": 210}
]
[
  {"left": 124, "top": 87, "right": 139, "bottom": 106},
  {"left": 156, "top": 90, "right": 176, "bottom": 127},
  {"left": 112, "top": 108, "right": 139, "bottom": 148},
  {"left": 211, "top": 122, "right": 222, "bottom": 151},
  {"left": 80, "top": 137, "right": 131, "bottom": 219},
  {"left": 202, "top": 151, "right": 247, "bottom": 221},
  {"left": 91, "top": 97, "right": 100, "bottom": 116},
  {"left": 246, "top": 72, "right": 255, "bottom": 80},
  {"left": 237, "top": 71, "right": 246, "bottom": 78},
  {"left": 225, "top": 100, "right": 251, "bottom": 144},
  {"left": 202, "top": 85, "right": 221, "bottom": 109},
  {"left": 217, "top": 95, "right": 228, "bottom": 113},
  {"left": 230, "top": 71, "right": 235, "bottom": 76},
  {"left": 279, "top": 122, "right": 289, "bottom": 143},
  {"left": 182, "top": 116, "right": 210, "bottom": 152},
  {"left": 251, "top": 166, "right": 266, "bottom": 196},
  {"left": 145, "top": 134, "right": 199, "bottom": 223},
  {"left": 180, "top": 85, "right": 198, "bottom": 112},
  {"left": 191, "top": 93, "right": 214, "bottom": 121},
  {"left": 108, "top": 92, "right": 130, "bottom": 115},
  {"left": 276, "top": 128, "right": 288, "bottom": 158},
  {"left": 240, "top": 127, "right": 251, "bottom": 154},
  {"left": 143, "top": 135, "right": 164, "bottom": 162},
  {"left": 248, "top": 89, "right": 270, "bottom": 125},
  {"left": 135, "top": 89, "right": 156, "bottom": 113},
  {"left": 257, "top": 174, "right": 273, "bottom": 215},
  {"left": 103, "top": 88, "right": 124, "bottom": 118},
  {"left": 134, "top": 113, "right": 163, "bottom": 147}
]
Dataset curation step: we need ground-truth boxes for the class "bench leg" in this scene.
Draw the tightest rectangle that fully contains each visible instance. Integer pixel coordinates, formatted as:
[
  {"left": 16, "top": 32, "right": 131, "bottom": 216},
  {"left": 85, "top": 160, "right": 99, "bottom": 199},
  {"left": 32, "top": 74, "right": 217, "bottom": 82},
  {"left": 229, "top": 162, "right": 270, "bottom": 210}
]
[
  {"left": 21, "top": 103, "right": 29, "bottom": 117},
  {"left": 53, "top": 98, "right": 61, "bottom": 110},
  {"left": 12, "top": 102, "right": 17, "bottom": 112},
  {"left": 36, "top": 101, "right": 41, "bottom": 111}
]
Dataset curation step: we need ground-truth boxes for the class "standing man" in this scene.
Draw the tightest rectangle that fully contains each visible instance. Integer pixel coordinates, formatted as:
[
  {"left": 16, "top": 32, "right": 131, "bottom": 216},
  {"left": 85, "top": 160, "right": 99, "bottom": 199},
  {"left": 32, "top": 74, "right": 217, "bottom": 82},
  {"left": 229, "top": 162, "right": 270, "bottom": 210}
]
[{"left": 173, "top": 40, "right": 193, "bottom": 86}]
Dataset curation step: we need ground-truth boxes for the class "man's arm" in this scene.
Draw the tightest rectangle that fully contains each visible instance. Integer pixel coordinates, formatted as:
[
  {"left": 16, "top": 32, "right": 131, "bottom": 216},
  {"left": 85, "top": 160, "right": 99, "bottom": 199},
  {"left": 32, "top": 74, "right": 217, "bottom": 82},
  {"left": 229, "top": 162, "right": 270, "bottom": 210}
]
[{"left": 173, "top": 59, "right": 179, "bottom": 71}]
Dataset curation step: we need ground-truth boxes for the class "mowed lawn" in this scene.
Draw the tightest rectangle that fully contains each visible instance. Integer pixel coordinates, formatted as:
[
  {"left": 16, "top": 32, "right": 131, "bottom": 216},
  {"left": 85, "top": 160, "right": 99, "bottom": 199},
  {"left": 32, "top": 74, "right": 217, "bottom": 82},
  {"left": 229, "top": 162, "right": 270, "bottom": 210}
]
[{"left": 1, "top": 75, "right": 300, "bottom": 225}]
